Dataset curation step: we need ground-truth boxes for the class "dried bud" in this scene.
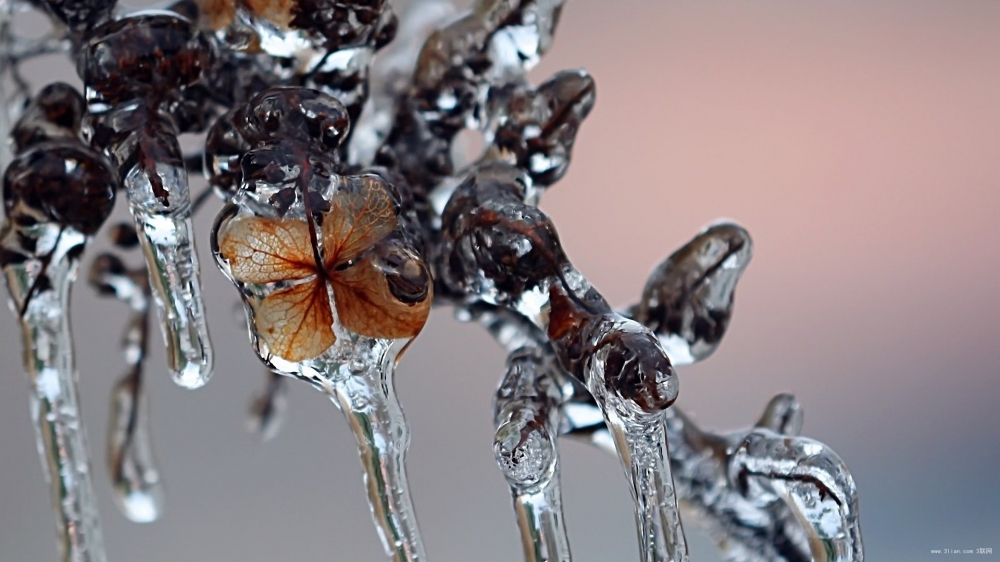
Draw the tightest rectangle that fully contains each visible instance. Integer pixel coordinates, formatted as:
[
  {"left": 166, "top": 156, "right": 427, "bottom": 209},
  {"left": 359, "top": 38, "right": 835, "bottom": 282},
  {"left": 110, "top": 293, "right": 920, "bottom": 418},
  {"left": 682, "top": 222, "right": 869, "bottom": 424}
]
[{"left": 3, "top": 143, "right": 118, "bottom": 235}]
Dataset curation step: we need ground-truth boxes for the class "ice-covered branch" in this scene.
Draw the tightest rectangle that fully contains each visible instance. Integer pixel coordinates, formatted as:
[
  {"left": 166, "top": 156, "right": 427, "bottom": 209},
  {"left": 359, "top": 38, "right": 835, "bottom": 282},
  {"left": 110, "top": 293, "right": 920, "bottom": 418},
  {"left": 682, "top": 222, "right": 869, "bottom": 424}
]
[
  {"left": 82, "top": 13, "right": 215, "bottom": 388},
  {"left": 1, "top": 82, "right": 117, "bottom": 562}
]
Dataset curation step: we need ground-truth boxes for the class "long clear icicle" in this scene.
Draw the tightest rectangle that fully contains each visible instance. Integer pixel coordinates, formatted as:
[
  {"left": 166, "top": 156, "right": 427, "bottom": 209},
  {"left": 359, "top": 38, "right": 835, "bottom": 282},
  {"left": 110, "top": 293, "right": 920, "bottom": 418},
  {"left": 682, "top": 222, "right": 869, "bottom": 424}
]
[
  {"left": 493, "top": 346, "right": 571, "bottom": 562},
  {"left": 328, "top": 338, "right": 427, "bottom": 562},
  {"left": 127, "top": 162, "right": 213, "bottom": 389},
  {"left": 584, "top": 350, "right": 687, "bottom": 562},
  {"left": 5, "top": 227, "right": 108, "bottom": 562},
  {"left": 80, "top": 13, "right": 216, "bottom": 389}
]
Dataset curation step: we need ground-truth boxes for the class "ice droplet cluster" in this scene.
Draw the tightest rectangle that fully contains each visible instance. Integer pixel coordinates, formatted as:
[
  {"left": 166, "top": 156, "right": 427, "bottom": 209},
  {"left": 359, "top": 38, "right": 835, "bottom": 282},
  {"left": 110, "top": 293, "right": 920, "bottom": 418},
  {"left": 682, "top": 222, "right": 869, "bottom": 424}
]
[{"left": 0, "top": 1, "right": 864, "bottom": 562}]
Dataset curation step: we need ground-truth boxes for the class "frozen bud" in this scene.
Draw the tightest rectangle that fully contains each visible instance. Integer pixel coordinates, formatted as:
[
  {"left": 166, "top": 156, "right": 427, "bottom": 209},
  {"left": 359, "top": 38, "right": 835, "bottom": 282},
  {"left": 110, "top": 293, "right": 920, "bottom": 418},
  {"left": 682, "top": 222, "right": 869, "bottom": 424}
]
[
  {"left": 488, "top": 69, "right": 596, "bottom": 187},
  {"left": 205, "top": 109, "right": 252, "bottom": 198},
  {"left": 3, "top": 144, "right": 118, "bottom": 235},
  {"left": 439, "top": 162, "right": 565, "bottom": 305},
  {"left": 548, "top": 285, "right": 677, "bottom": 413},
  {"left": 241, "top": 87, "right": 351, "bottom": 150},
  {"left": 756, "top": 393, "right": 804, "bottom": 436},
  {"left": 80, "top": 14, "right": 215, "bottom": 105},
  {"left": 632, "top": 222, "right": 753, "bottom": 365},
  {"left": 12, "top": 83, "right": 87, "bottom": 151}
]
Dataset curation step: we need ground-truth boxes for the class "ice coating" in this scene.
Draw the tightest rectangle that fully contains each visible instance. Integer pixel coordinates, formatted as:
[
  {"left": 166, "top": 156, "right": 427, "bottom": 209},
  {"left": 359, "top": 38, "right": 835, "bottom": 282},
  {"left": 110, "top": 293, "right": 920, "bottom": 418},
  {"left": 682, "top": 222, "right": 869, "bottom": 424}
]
[
  {"left": 629, "top": 222, "right": 753, "bottom": 366},
  {"left": 0, "top": 0, "right": 870, "bottom": 560},
  {"left": 731, "top": 428, "right": 864, "bottom": 562},
  {"left": 377, "top": 0, "right": 568, "bottom": 195},
  {"left": 493, "top": 343, "right": 571, "bottom": 562},
  {"left": 89, "top": 243, "right": 165, "bottom": 524},
  {"left": 211, "top": 86, "right": 433, "bottom": 561},
  {"left": 326, "top": 337, "right": 426, "bottom": 562},
  {"left": 416, "top": 5, "right": 693, "bottom": 548},
  {"left": 195, "top": 0, "right": 399, "bottom": 164},
  {"left": 483, "top": 69, "right": 596, "bottom": 190},
  {"left": 435, "top": 152, "right": 688, "bottom": 558},
  {"left": 348, "top": 0, "right": 457, "bottom": 167},
  {"left": 1, "top": 85, "right": 117, "bottom": 562},
  {"left": 81, "top": 13, "right": 215, "bottom": 388}
]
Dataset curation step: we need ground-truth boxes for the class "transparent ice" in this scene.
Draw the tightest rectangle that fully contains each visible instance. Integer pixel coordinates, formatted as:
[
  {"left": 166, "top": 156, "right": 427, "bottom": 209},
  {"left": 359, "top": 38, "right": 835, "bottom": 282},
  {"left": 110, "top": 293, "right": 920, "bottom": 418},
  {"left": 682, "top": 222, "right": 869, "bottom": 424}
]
[
  {"left": 493, "top": 343, "right": 571, "bottom": 562},
  {"left": 0, "top": 0, "right": 867, "bottom": 561},
  {"left": 1, "top": 222, "right": 108, "bottom": 562},
  {"left": 122, "top": 161, "right": 214, "bottom": 389},
  {"left": 89, "top": 251, "right": 165, "bottom": 523}
]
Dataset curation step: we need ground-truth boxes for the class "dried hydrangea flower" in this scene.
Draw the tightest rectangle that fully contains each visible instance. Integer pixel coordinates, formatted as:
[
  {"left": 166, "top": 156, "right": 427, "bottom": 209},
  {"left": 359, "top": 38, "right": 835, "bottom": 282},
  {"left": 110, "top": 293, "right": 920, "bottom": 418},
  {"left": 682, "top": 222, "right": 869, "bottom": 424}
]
[{"left": 217, "top": 177, "right": 430, "bottom": 360}]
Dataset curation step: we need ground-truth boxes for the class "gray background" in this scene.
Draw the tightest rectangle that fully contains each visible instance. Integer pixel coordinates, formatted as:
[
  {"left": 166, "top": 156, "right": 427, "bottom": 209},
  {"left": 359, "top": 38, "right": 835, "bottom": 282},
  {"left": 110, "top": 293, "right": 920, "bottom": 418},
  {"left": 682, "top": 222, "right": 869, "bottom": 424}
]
[{"left": 1, "top": 0, "right": 998, "bottom": 561}]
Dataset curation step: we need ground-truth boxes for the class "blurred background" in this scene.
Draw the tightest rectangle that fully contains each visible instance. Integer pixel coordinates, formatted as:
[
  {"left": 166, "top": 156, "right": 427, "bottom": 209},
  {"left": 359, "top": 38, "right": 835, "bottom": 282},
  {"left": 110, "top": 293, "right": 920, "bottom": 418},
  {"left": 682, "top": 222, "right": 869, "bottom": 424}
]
[{"left": 1, "top": 0, "right": 998, "bottom": 561}]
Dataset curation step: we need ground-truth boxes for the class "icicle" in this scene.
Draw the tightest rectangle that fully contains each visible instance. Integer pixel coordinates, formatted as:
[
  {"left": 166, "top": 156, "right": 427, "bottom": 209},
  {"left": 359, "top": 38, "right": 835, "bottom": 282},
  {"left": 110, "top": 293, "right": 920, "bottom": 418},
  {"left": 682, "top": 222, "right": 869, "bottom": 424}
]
[
  {"left": 1, "top": 82, "right": 117, "bottom": 562},
  {"left": 89, "top": 245, "right": 165, "bottom": 524},
  {"left": 126, "top": 167, "right": 213, "bottom": 389},
  {"left": 4, "top": 228, "right": 108, "bottom": 562},
  {"left": 585, "top": 376, "right": 686, "bottom": 562},
  {"left": 493, "top": 346, "right": 571, "bottom": 562},
  {"left": 547, "top": 299, "right": 687, "bottom": 562},
  {"left": 326, "top": 338, "right": 426, "bottom": 562},
  {"left": 80, "top": 14, "right": 217, "bottom": 388}
]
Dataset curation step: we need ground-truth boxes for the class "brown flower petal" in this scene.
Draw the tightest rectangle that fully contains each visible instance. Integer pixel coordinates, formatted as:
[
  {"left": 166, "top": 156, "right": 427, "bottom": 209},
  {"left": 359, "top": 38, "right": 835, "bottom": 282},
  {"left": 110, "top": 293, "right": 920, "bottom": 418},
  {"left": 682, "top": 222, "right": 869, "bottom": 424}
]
[
  {"left": 219, "top": 215, "right": 319, "bottom": 284},
  {"left": 322, "top": 179, "right": 397, "bottom": 267},
  {"left": 330, "top": 253, "right": 432, "bottom": 340},
  {"left": 254, "top": 280, "right": 335, "bottom": 361}
]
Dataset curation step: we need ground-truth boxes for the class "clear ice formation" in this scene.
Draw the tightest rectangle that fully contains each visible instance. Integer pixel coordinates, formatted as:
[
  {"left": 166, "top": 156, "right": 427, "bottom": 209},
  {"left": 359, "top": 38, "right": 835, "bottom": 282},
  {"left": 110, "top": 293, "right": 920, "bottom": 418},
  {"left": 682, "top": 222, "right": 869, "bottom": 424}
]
[
  {"left": 493, "top": 342, "right": 572, "bottom": 562},
  {"left": 629, "top": 223, "right": 754, "bottom": 366},
  {"left": 0, "top": 1, "right": 866, "bottom": 561},
  {"left": 211, "top": 86, "right": 433, "bottom": 562},
  {"left": 1, "top": 82, "right": 116, "bottom": 562},
  {"left": 81, "top": 12, "right": 215, "bottom": 389},
  {"left": 88, "top": 229, "right": 165, "bottom": 524}
]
